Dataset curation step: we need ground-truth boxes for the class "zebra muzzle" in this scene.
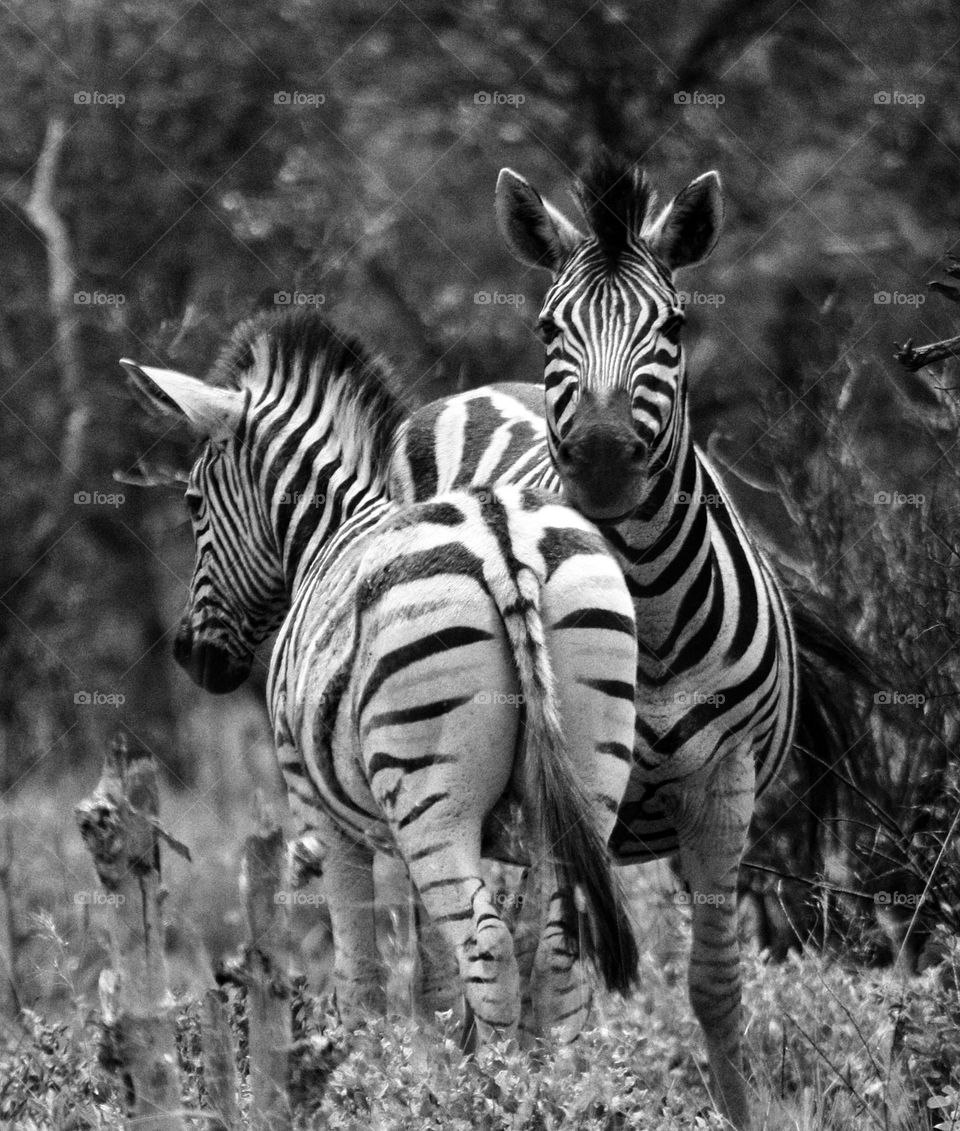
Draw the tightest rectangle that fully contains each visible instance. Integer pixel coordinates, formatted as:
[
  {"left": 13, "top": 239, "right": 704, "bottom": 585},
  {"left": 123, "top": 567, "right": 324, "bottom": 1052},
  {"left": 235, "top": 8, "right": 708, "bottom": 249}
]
[{"left": 173, "top": 620, "right": 252, "bottom": 694}]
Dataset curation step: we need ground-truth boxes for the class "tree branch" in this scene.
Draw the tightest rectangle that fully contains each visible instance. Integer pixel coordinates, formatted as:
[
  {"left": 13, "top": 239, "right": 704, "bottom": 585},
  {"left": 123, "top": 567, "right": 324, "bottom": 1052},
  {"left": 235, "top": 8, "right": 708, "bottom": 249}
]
[
  {"left": 895, "top": 334, "right": 960, "bottom": 373},
  {"left": 20, "top": 117, "right": 89, "bottom": 570}
]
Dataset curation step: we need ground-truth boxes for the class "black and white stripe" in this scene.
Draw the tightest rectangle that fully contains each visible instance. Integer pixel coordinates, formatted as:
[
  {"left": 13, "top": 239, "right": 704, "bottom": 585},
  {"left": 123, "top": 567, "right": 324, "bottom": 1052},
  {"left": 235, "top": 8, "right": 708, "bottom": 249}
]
[
  {"left": 123, "top": 308, "right": 640, "bottom": 1046},
  {"left": 390, "top": 152, "right": 798, "bottom": 1127}
]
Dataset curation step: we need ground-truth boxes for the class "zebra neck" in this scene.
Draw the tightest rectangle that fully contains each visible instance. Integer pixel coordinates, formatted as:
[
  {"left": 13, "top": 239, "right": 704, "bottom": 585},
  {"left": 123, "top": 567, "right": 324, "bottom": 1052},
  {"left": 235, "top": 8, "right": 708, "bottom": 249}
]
[
  {"left": 289, "top": 491, "right": 394, "bottom": 601},
  {"left": 259, "top": 406, "right": 394, "bottom": 599},
  {"left": 600, "top": 424, "right": 723, "bottom": 653}
]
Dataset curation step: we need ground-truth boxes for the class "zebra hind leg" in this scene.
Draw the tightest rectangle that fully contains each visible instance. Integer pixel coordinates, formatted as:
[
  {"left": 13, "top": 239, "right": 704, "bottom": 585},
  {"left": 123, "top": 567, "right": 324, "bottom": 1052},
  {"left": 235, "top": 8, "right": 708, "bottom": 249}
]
[
  {"left": 411, "top": 885, "right": 462, "bottom": 1021},
  {"left": 309, "top": 813, "right": 385, "bottom": 1027},
  {"left": 401, "top": 834, "right": 521, "bottom": 1045},
  {"left": 523, "top": 867, "right": 592, "bottom": 1047}
]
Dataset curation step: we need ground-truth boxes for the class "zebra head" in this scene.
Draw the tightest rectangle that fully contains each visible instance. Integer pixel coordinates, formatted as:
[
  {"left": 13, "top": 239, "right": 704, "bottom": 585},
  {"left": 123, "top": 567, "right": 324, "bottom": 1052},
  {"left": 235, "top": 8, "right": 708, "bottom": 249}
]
[
  {"left": 123, "top": 312, "right": 404, "bottom": 695},
  {"left": 121, "top": 351, "right": 280, "bottom": 693},
  {"left": 495, "top": 151, "right": 723, "bottom": 522}
]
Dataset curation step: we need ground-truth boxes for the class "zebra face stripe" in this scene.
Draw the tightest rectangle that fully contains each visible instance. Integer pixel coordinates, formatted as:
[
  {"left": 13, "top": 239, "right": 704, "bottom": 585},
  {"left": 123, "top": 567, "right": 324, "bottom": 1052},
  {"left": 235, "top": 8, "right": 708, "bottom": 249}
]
[
  {"left": 538, "top": 246, "right": 685, "bottom": 521},
  {"left": 176, "top": 436, "right": 288, "bottom": 692}
]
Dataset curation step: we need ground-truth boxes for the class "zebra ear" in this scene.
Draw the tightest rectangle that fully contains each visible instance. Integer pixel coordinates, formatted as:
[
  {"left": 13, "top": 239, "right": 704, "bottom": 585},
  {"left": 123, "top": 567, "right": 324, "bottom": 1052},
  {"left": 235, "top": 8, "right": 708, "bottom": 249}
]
[
  {"left": 645, "top": 171, "right": 723, "bottom": 271},
  {"left": 120, "top": 359, "right": 243, "bottom": 439},
  {"left": 496, "top": 168, "right": 583, "bottom": 273}
]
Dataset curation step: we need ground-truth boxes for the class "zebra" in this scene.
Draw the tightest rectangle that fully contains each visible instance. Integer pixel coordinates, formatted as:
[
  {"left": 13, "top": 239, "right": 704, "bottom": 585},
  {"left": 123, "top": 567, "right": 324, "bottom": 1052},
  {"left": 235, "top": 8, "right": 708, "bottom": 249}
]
[
  {"left": 120, "top": 308, "right": 641, "bottom": 1046},
  {"left": 391, "top": 152, "right": 803, "bottom": 1128}
]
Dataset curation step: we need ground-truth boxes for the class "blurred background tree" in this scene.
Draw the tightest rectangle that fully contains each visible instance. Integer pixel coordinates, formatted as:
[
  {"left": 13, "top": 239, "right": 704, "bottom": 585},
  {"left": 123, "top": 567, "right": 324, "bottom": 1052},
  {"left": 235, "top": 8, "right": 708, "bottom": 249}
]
[{"left": 2, "top": 0, "right": 960, "bottom": 976}]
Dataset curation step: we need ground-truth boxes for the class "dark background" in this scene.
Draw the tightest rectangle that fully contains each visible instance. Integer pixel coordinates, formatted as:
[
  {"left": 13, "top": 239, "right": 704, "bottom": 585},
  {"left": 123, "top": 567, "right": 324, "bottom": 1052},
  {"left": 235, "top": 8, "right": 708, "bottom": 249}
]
[{"left": 1, "top": 1, "right": 958, "bottom": 965}]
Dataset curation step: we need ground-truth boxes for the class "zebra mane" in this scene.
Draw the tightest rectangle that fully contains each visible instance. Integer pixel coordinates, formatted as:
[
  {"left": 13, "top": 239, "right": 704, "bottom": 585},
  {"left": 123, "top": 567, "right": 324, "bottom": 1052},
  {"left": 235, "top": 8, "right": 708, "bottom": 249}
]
[
  {"left": 574, "top": 150, "right": 656, "bottom": 265},
  {"left": 210, "top": 307, "right": 405, "bottom": 478}
]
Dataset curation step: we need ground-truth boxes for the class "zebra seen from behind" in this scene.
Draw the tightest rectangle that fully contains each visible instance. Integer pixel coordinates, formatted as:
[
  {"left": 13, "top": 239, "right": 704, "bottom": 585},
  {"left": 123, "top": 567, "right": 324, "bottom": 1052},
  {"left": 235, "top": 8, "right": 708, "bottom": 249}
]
[
  {"left": 393, "top": 152, "right": 800, "bottom": 1128},
  {"left": 121, "top": 309, "right": 641, "bottom": 1046}
]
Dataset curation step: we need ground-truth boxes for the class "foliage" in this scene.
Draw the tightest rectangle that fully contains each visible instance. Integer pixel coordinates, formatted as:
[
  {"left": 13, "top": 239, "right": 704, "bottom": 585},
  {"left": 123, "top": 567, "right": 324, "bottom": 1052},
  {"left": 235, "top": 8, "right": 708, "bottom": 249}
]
[{"left": 3, "top": 934, "right": 960, "bottom": 1129}]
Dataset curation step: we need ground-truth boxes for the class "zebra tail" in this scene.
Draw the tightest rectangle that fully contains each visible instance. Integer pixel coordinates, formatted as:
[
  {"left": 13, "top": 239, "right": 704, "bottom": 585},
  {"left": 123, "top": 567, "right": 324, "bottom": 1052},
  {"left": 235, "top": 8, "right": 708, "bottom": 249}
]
[
  {"left": 495, "top": 566, "right": 640, "bottom": 996},
  {"left": 791, "top": 600, "right": 881, "bottom": 772}
]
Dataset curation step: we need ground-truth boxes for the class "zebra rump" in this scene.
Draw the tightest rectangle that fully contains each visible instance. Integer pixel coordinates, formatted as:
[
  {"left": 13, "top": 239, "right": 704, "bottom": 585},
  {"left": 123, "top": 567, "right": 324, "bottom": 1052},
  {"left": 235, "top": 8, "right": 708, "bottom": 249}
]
[{"left": 478, "top": 487, "right": 640, "bottom": 995}]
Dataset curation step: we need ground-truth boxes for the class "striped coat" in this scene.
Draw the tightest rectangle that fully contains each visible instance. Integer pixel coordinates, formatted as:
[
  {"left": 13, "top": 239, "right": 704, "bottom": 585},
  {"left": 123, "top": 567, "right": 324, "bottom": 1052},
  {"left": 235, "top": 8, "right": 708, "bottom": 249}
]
[
  {"left": 123, "top": 310, "right": 639, "bottom": 1045},
  {"left": 390, "top": 151, "right": 803, "bottom": 1127}
]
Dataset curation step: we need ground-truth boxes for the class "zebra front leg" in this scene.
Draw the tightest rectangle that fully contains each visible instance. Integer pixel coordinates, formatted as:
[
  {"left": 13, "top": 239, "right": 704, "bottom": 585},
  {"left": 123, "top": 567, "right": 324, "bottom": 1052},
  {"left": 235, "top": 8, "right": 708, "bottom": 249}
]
[
  {"left": 310, "top": 813, "right": 385, "bottom": 1027},
  {"left": 671, "top": 755, "right": 755, "bottom": 1131}
]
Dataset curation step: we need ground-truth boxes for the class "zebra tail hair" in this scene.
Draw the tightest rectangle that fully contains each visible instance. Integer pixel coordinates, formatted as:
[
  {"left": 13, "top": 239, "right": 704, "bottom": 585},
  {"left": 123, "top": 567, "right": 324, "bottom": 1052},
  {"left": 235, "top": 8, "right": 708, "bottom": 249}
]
[
  {"left": 495, "top": 566, "right": 640, "bottom": 996},
  {"left": 790, "top": 598, "right": 902, "bottom": 774}
]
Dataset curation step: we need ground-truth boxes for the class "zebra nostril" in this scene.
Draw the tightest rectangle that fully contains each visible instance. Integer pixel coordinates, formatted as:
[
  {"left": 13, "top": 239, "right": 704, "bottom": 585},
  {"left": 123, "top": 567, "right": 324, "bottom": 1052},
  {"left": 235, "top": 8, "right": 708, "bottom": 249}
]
[
  {"left": 630, "top": 441, "right": 646, "bottom": 464},
  {"left": 557, "top": 441, "right": 573, "bottom": 465}
]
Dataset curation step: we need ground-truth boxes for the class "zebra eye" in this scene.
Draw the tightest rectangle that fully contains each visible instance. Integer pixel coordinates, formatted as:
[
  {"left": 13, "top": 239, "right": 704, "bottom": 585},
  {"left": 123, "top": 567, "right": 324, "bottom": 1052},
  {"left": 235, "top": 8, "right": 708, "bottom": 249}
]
[
  {"left": 184, "top": 490, "right": 202, "bottom": 519},
  {"left": 537, "top": 317, "right": 561, "bottom": 345}
]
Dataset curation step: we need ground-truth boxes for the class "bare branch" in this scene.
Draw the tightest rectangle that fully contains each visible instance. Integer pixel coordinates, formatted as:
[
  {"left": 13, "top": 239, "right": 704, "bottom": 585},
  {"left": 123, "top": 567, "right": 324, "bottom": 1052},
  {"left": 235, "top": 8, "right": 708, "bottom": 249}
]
[
  {"left": 895, "top": 334, "right": 960, "bottom": 372},
  {"left": 927, "top": 280, "right": 960, "bottom": 306},
  {"left": 113, "top": 462, "right": 189, "bottom": 490}
]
